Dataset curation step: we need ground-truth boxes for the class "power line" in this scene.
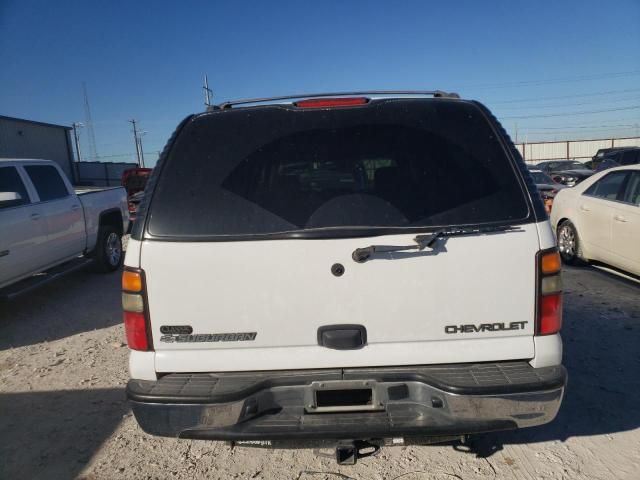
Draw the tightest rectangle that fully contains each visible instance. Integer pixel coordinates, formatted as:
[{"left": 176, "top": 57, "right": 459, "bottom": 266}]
[
  {"left": 89, "top": 149, "right": 163, "bottom": 160},
  {"left": 495, "top": 94, "right": 640, "bottom": 111},
  {"left": 518, "top": 123, "right": 636, "bottom": 131},
  {"left": 517, "top": 114, "right": 640, "bottom": 127},
  {"left": 520, "top": 126, "right": 639, "bottom": 135},
  {"left": 488, "top": 87, "right": 640, "bottom": 105},
  {"left": 456, "top": 69, "right": 640, "bottom": 90},
  {"left": 96, "top": 154, "right": 132, "bottom": 159},
  {"left": 501, "top": 104, "right": 640, "bottom": 119}
]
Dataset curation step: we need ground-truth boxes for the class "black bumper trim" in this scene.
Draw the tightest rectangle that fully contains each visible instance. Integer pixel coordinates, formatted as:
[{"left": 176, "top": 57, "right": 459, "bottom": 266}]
[
  {"left": 128, "top": 377, "right": 565, "bottom": 440},
  {"left": 177, "top": 418, "right": 517, "bottom": 441},
  {"left": 127, "top": 362, "right": 567, "bottom": 404}
]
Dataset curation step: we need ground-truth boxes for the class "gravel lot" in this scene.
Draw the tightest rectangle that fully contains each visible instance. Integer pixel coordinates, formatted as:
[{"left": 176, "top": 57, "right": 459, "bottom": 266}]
[{"left": 1, "top": 259, "right": 639, "bottom": 479}]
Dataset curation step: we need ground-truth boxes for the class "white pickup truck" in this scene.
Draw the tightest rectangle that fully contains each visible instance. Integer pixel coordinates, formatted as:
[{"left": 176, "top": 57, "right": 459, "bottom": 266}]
[{"left": 0, "top": 159, "right": 129, "bottom": 297}]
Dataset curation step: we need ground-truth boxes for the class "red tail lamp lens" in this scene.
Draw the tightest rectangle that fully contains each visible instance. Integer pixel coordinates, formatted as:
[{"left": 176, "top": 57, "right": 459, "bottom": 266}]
[
  {"left": 124, "top": 311, "right": 149, "bottom": 351},
  {"left": 295, "top": 97, "right": 369, "bottom": 108},
  {"left": 539, "top": 293, "right": 562, "bottom": 335}
]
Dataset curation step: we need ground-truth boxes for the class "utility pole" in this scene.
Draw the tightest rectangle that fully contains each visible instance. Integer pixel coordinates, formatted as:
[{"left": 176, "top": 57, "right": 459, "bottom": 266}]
[
  {"left": 82, "top": 82, "right": 98, "bottom": 161},
  {"left": 137, "top": 131, "right": 147, "bottom": 168},
  {"left": 514, "top": 123, "right": 518, "bottom": 144},
  {"left": 129, "top": 119, "right": 141, "bottom": 167},
  {"left": 203, "top": 74, "right": 213, "bottom": 108}
]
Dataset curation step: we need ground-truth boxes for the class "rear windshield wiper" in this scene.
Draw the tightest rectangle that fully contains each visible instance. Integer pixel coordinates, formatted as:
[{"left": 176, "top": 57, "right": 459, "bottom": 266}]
[
  {"left": 352, "top": 225, "right": 516, "bottom": 263},
  {"left": 352, "top": 230, "right": 444, "bottom": 263}
]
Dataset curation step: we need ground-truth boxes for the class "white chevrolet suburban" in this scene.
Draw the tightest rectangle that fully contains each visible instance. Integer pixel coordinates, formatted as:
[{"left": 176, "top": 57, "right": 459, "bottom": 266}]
[
  {"left": 0, "top": 159, "right": 129, "bottom": 298},
  {"left": 124, "top": 92, "right": 566, "bottom": 462}
]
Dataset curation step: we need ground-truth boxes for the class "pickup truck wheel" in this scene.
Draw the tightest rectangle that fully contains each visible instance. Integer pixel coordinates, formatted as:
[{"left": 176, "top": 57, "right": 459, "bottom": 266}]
[
  {"left": 93, "top": 226, "right": 122, "bottom": 273},
  {"left": 557, "top": 220, "right": 585, "bottom": 266}
]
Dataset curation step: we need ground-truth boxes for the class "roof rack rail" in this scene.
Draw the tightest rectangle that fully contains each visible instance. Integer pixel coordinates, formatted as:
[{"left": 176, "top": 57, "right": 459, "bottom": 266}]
[{"left": 211, "top": 90, "right": 460, "bottom": 111}]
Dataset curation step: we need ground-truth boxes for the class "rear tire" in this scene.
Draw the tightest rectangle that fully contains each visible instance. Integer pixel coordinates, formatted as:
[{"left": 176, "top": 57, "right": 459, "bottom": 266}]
[
  {"left": 557, "top": 220, "right": 586, "bottom": 266},
  {"left": 92, "top": 226, "right": 123, "bottom": 273}
]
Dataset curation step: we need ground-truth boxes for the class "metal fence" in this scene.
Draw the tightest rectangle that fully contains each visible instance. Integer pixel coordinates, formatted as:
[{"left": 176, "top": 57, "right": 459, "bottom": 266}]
[
  {"left": 75, "top": 161, "right": 138, "bottom": 186},
  {"left": 514, "top": 136, "right": 640, "bottom": 163}
]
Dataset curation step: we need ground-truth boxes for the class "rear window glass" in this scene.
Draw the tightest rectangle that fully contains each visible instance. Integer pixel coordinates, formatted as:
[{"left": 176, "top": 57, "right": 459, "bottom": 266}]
[
  {"left": 620, "top": 150, "right": 639, "bottom": 165},
  {"left": 148, "top": 100, "right": 530, "bottom": 238},
  {"left": 584, "top": 171, "right": 629, "bottom": 200},
  {"left": 24, "top": 165, "right": 69, "bottom": 202}
]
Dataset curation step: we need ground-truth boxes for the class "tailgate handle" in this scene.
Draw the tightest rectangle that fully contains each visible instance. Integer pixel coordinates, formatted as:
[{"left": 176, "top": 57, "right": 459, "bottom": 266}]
[{"left": 318, "top": 325, "right": 367, "bottom": 350}]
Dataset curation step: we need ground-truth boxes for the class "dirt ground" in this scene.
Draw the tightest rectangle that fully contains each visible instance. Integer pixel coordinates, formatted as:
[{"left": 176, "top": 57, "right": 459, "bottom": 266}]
[{"left": 1, "top": 258, "right": 639, "bottom": 480}]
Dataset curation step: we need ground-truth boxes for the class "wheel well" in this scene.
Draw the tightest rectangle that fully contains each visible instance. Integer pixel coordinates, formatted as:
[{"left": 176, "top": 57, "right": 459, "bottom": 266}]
[
  {"left": 99, "top": 209, "right": 124, "bottom": 236},
  {"left": 556, "top": 217, "right": 569, "bottom": 229}
]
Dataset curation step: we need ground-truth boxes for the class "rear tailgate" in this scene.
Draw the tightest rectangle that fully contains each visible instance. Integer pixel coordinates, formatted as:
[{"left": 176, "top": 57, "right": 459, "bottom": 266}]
[{"left": 142, "top": 228, "right": 538, "bottom": 373}]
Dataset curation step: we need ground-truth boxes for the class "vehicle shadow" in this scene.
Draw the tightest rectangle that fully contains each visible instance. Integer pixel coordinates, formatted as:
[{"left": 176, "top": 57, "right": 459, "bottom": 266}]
[
  {"left": 0, "top": 388, "right": 127, "bottom": 479},
  {"left": 465, "top": 265, "right": 640, "bottom": 457},
  {"left": 0, "top": 268, "right": 122, "bottom": 350}
]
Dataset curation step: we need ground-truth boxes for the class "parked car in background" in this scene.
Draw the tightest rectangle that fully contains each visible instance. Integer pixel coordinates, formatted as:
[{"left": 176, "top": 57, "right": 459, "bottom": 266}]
[
  {"left": 594, "top": 157, "right": 621, "bottom": 172},
  {"left": 527, "top": 167, "right": 565, "bottom": 212},
  {"left": 536, "top": 160, "right": 589, "bottom": 175},
  {"left": 590, "top": 147, "right": 640, "bottom": 171},
  {"left": 127, "top": 190, "right": 145, "bottom": 223},
  {"left": 534, "top": 160, "right": 594, "bottom": 186},
  {"left": 123, "top": 91, "right": 566, "bottom": 459},
  {"left": 122, "top": 167, "right": 152, "bottom": 221},
  {"left": 122, "top": 167, "right": 152, "bottom": 196},
  {"left": 551, "top": 165, "right": 640, "bottom": 276},
  {"left": 0, "top": 159, "right": 129, "bottom": 298},
  {"left": 593, "top": 147, "right": 640, "bottom": 173},
  {"left": 550, "top": 169, "right": 594, "bottom": 187}
]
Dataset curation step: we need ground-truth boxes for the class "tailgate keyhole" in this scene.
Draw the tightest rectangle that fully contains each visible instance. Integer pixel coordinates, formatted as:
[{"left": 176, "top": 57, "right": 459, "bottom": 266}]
[{"left": 331, "top": 263, "right": 345, "bottom": 277}]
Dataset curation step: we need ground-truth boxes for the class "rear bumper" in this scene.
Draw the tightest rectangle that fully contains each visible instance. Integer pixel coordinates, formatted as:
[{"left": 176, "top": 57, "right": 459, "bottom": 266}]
[{"left": 127, "top": 362, "right": 566, "bottom": 441}]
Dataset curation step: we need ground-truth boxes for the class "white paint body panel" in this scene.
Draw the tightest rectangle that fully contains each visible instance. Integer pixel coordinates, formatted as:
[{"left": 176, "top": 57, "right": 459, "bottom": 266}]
[
  {"left": 137, "top": 222, "right": 553, "bottom": 373},
  {"left": 0, "top": 198, "right": 48, "bottom": 285},
  {"left": 551, "top": 165, "right": 640, "bottom": 276},
  {"left": 129, "top": 350, "right": 157, "bottom": 380},
  {"left": 124, "top": 237, "right": 142, "bottom": 268},
  {"left": 154, "top": 338, "right": 534, "bottom": 373},
  {"left": 530, "top": 333, "right": 563, "bottom": 368},
  {"left": 76, "top": 187, "right": 129, "bottom": 251}
]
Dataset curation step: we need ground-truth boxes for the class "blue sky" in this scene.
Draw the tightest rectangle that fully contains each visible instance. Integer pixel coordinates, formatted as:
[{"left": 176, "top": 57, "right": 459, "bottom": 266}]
[{"left": 1, "top": 0, "right": 639, "bottom": 167}]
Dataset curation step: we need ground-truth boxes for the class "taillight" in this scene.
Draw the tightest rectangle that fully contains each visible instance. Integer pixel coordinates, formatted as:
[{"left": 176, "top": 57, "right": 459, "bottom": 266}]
[
  {"left": 536, "top": 249, "right": 562, "bottom": 335},
  {"left": 294, "top": 97, "right": 369, "bottom": 108},
  {"left": 122, "top": 269, "right": 143, "bottom": 292},
  {"left": 122, "top": 268, "right": 152, "bottom": 351},
  {"left": 539, "top": 294, "right": 562, "bottom": 335},
  {"left": 124, "top": 312, "right": 149, "bottom": 351}
]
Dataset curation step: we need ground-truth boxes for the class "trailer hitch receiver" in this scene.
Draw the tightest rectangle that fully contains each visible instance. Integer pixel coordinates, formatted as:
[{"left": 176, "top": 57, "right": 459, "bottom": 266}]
[{"left": 335, "top": 440, "right": 379, "bottom": 465}]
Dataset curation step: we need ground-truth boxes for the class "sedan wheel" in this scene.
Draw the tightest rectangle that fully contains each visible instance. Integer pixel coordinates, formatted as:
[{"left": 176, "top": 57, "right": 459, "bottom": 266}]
[{"left": 557, "top": 221, "right": 584, "bottom": 265}]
